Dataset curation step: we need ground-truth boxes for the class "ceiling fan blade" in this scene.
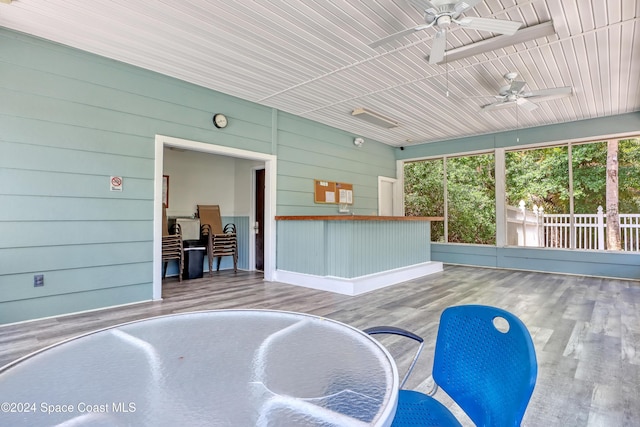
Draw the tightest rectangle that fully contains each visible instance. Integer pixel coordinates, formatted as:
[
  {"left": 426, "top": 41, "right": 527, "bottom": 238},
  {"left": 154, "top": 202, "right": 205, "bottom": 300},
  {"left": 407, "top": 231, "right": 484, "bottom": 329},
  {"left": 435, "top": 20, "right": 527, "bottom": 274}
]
[
  {"left": 481, "top": 100, "right": 517, "bottom": 111},
  {"left": 509, "top": 80, "right": 526, "bottom": 94},
  {"left": 454, "top": 0, "right": 482, "bottom": 14},
  {"left": 428, "top": 30, "right": 447, "bottom": 64},
  {"left": 468, "top": 94, "right": 504, "bottom": 99},
  {"left": 456, "top": 16, "right": 522, "bottom": 35},
  {"left": 524, "top": 86, "right": 573, "bottom": 102},
  {"left": 369, "top": 24, "right": 431, "bottom": 48},
  {"left": 517, "top": 97, "right": 538, "bottom": 111}
]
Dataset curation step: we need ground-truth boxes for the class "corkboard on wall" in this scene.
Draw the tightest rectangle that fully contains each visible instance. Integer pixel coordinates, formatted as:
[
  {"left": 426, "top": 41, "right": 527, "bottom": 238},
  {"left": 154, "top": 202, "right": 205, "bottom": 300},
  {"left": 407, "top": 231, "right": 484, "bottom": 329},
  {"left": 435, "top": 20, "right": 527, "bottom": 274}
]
[{"left": 314, "top": 180, "right": 353, "bottom": 204}]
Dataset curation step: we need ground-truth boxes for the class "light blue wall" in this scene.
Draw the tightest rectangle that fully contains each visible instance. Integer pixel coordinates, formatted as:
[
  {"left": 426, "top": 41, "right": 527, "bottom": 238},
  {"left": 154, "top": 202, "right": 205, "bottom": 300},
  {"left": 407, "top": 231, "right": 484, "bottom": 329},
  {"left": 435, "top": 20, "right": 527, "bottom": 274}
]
[
  {"left": 401, "top": 113, "right": 640, "bottom": 280},
  {"left": 0, "top": 28, "right": 395, "bottom": 324},
  {"left": 276, "top": 114, "right": 396, "bottom": 216},
  {"left": 432, "top": 244, "right": 640, "bottom": 280},
  {"left": 397, "top": 113, "right": 640, "bottom": 160}
]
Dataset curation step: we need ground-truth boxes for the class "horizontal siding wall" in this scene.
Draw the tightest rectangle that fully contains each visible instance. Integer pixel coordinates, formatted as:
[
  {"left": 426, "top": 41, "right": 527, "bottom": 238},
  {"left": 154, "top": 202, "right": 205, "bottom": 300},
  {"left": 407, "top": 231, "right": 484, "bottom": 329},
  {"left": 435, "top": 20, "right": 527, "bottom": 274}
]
[
  {"left": 397, "top": 113, "right": 640, "bottom": 160},
  {"left": 497, "top": 247, "right": 640, "bottom": 279},
  {"left": 0, "top": 29, "right": 270, "bottom": 324},
  {"left": 0, "top": 28, "right": 397, "bottom": 324},
  {"left": 276, "top": 113, "right": 396, "bottom": 216},
  {"left": 433, "top": 244, "right": 640, "bottom": 280},
  {"left": 431, "top": 244, "right": 498, "bottom": 268}
]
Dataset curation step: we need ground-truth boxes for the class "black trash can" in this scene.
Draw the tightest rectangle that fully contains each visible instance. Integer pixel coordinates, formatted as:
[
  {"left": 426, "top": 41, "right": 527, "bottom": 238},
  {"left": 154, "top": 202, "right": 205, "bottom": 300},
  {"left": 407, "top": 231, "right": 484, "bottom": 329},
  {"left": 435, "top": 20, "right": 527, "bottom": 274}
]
[{"left": 182, "top": 239, "right": 206, "bottom": 280}]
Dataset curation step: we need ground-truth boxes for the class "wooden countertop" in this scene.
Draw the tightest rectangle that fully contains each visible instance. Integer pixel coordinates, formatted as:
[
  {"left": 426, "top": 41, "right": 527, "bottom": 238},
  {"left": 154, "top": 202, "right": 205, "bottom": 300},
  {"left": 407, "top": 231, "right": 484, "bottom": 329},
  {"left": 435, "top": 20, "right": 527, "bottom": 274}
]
[{"left": 275, "top": 215, "right": 444, "bottom": 221}]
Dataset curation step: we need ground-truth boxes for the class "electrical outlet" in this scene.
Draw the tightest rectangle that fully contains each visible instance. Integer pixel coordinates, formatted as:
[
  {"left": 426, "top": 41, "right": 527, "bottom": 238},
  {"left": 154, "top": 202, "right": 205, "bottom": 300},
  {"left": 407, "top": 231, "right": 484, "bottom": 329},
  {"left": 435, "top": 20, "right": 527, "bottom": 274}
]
[{"left": 34, "top": 274, "right": 44, "bottom": 287}]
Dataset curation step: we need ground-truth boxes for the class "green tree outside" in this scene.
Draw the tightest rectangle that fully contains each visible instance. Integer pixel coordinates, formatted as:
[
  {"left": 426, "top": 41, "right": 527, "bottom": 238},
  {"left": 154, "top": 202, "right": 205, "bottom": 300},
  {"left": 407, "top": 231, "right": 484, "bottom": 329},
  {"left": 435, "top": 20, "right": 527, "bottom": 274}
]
[
  {"left": 405, "top": 138, "right": 640, "bottom": 245},
  {"left": 404, "top": 153, "right": 496, "bottom": 245},
  {"left": 505, "top": 138, "right": 640, "bottom": 214}
]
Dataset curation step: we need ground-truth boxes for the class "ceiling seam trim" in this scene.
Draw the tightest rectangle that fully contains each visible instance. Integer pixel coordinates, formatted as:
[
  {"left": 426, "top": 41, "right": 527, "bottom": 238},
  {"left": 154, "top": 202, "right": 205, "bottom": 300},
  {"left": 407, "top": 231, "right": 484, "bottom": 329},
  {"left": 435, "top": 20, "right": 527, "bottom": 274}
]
[
  {"left": 298, "top": 17, "right": 639, "bottom": 115},
  {"left": 257, "top": 0, "right": 541, "bottom": 104}
]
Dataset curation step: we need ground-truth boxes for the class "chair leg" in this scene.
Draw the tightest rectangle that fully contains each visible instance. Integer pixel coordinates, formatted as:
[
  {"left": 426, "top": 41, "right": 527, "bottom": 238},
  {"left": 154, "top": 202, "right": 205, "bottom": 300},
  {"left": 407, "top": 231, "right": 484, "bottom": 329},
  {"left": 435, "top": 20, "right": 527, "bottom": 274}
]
[
  {"left": 208, "top": 252, "right": 213, "bottom": 277},
  {"left": 207, "top": 235, "right": 213, "bottom": 277},
  {"left": 216, "top": 256, "right": 222, "bottom": 271},
  {"left": 233, "top": 251, "right": 237, "bottom": 273},
  {"left": 162, "top": 262, "right": 167, "bottom": 279}
]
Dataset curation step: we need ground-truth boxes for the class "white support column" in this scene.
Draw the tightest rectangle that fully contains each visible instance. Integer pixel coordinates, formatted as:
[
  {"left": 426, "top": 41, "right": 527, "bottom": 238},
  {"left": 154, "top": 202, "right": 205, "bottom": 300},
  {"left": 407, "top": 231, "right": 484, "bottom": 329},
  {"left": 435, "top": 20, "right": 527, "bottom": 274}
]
[
  {"left": 568, "top": 143, "right": 575, "bottom": 249},
  {"left": 443, "top": 157, "right": 448, "bottom": 243},
  {"left": 495, "top": 148, "right": 506, "bottom": 247}
]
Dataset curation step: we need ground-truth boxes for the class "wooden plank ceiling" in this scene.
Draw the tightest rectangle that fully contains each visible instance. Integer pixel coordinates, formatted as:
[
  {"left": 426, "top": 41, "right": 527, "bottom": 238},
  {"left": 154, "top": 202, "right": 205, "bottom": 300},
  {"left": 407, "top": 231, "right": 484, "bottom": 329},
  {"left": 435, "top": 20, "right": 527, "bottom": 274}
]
[{"left": 0, "top": 0, "right": 638, "bottom": 146}]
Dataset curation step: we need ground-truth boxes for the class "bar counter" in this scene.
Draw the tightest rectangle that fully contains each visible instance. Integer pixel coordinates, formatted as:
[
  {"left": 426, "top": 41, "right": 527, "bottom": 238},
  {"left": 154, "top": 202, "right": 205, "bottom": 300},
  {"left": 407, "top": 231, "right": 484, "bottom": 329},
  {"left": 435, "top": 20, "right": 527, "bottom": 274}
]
[{"left": 274, "top": 215, "right": 443, "bottom": 295}]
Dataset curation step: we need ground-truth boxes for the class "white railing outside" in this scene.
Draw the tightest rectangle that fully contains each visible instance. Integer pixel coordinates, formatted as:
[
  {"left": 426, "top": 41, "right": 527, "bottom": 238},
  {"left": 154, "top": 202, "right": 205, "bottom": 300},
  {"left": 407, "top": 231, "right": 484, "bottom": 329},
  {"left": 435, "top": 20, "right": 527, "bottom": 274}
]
[
  {"left": 620, "top": 214, "right": 640, "bottom": 252},
  {"left": 506, "top": 201, "right": 544, "bottom": 247},
  {"left": 508, "top": 202, "right": 640, "bottom": 252}
]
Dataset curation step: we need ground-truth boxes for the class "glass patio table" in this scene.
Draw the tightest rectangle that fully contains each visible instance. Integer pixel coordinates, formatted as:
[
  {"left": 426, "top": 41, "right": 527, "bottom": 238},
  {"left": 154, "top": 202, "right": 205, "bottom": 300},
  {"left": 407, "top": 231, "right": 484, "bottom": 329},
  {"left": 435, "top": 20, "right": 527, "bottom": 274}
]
[{"left": 0, "top": 309, "right": 399, "bottom": 426}]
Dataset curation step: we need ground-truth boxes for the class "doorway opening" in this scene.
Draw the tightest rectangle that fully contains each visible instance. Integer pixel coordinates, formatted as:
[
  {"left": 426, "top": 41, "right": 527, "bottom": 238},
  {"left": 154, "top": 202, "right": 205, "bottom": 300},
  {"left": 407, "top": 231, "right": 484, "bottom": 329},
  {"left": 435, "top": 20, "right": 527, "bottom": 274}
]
[
  {"left": 153, "top": 135, "right": 277, "bottom": 300},
  {"left": 254, "top": 168, "right": 265, "bottom": 271}
]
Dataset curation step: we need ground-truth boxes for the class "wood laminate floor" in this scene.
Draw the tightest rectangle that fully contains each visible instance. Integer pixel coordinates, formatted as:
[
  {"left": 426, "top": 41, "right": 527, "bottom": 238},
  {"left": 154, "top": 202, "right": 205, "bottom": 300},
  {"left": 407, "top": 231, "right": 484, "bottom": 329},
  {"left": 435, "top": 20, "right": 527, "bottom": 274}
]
[{"left": 1, "top": 265, "right": 639, "bottom": 426}]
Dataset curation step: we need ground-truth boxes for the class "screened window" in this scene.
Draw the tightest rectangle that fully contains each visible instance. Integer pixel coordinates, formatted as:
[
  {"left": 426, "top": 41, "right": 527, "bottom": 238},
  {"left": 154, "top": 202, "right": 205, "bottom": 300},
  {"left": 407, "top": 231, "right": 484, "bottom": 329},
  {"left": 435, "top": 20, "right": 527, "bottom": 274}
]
[
  {"left": 505, "top": 145, "right": 569, "bottom": 248},
  {"left": 447, "top": 154, "right": 495, "bottom": 245},
  {"left": 404, "top": 137, "right": 639, "bottom": 251},
  {"left": 404, "top": 153, "right": 495, "bottom": 245},
  {"left": 404, "top": 159, "right": 444, "bottom": 242},
  {"left": 505, "top": 138, "right": 640, "bottom": 251}
]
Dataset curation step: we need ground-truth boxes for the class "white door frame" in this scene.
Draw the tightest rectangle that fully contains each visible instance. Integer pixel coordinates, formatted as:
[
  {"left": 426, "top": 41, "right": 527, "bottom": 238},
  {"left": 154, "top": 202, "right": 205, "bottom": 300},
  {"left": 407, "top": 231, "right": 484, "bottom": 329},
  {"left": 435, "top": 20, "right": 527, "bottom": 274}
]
[
  {"left": 153, "top": 135, "right": 277, "bottom": 300},
  {"left": 378, "top": 175, "right": 400, "bottom": 216}
]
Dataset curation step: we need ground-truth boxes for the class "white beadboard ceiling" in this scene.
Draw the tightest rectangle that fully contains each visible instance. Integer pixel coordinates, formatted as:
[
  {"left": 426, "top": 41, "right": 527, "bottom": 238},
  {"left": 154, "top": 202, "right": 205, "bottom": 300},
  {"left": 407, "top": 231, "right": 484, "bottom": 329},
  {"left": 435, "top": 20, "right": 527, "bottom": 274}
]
[{"left": 0, "top": 0, "right": 638, "bottom": 147}]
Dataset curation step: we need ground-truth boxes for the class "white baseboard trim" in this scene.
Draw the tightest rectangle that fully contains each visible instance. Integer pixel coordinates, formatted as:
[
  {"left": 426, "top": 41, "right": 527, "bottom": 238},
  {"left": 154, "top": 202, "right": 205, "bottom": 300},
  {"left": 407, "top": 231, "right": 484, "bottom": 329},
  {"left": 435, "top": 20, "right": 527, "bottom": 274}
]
[
  {"left": 0, "top": 299, "right": 155, "bottom": 328},
  {"left": 273, "top": 261, "right": 444, "bottom": 296}
]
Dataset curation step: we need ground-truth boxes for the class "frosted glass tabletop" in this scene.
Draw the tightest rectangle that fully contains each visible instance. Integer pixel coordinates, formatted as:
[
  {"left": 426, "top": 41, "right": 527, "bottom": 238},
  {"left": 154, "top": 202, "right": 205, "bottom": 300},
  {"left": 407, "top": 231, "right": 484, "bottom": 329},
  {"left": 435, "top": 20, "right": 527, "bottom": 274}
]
[{"left": 0, "top": 310, "right": 398, "bottom": 427}]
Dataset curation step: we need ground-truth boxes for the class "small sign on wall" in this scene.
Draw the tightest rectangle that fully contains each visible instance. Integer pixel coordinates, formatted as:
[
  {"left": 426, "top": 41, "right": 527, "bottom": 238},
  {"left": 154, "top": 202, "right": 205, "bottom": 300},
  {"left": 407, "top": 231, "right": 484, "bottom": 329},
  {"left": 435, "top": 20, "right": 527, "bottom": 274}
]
[
  {"left": 110, "top": 176, "right": 123, "bottom": 192},
  {"left": 163, "top": 175, "right": 169, "bottom": 207}
]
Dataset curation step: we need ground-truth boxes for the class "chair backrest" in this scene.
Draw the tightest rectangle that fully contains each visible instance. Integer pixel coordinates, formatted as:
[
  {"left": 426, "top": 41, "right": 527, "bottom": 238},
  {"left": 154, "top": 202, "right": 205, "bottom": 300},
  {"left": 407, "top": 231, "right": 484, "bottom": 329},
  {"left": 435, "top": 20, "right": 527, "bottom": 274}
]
[
  {"left": 162, "top": 203, "right": 169, "bottom": 236},
  {"left": 363, "top": 326, "right": 425, "bottom": 389},
  {"left": 432, "top": 305, "right": 537, "bottom": 427},
  {"left": 197, "top": 205, "right": 223, "bottom": 234}
]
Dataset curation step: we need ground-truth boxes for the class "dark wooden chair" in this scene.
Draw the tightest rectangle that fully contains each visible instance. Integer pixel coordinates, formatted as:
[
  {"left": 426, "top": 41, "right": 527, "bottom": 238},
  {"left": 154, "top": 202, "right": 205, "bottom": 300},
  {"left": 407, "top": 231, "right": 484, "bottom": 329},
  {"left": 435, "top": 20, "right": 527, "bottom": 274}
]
[
  {"left": 162, "top": 204, "right": 183, "bottom": 282},
  {"left": 197, "top": 205, "right": 237, "bottom": 275}
]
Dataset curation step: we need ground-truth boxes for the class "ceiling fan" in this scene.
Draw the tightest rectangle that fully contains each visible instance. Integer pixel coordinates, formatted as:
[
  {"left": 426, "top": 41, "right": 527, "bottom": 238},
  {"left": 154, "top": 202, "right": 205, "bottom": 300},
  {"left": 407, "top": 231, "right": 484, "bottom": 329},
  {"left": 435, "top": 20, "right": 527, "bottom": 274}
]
[
  {"left": 369, "top": 0, "right": 523, "bottom": 64},
  {"left": 480, "top": 72, "right": 573, "bottom": 112}
]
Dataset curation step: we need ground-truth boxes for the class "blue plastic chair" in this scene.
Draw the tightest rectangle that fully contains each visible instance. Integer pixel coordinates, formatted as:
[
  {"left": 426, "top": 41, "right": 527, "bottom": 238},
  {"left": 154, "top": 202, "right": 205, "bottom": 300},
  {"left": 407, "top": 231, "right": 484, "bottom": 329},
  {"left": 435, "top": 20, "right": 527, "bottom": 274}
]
[{"left": 365, "top": 305, "right": 538, "bottom": 427}]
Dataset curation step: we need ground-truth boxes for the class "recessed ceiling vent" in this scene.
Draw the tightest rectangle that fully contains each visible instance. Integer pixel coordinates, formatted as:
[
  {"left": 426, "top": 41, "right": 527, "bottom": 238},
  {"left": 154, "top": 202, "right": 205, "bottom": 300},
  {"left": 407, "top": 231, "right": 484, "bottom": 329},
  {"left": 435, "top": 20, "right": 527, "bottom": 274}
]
[{"left": 352, "top": 108, "right": 399, "bottom": 128}]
